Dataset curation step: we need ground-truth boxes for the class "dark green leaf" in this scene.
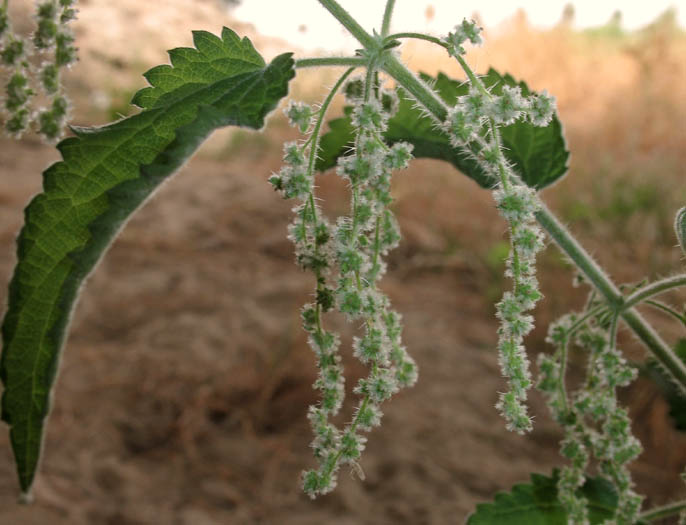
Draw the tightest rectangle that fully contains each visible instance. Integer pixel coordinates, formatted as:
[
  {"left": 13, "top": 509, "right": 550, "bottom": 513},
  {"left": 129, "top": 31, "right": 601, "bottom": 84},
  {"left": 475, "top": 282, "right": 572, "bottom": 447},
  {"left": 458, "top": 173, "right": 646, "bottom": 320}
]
[
  {"left": 0, "top": 27, "right": 294, "bottom": 495},
  {"left": 642, "top": 339, "right": 686, "bottom": 431},
  {"left": 467, "top": 470, "right": 618, "bottom": 524},
  {"left": 316, "top": 69, "right": 570, "bottom": 190},
  {"left": 315, "top": 106, "right": 354, "bottom": 172}
]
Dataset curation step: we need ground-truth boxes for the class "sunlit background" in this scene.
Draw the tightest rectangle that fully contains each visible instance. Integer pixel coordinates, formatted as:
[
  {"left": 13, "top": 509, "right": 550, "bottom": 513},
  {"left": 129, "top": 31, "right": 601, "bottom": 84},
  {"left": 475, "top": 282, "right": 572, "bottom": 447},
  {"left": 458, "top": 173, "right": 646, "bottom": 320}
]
[
  {"left": 232, "top": 0, "right": 684, "bottom": 51},
  {"left": 0, "top": 1, "right": 685, "bottom": 524}
]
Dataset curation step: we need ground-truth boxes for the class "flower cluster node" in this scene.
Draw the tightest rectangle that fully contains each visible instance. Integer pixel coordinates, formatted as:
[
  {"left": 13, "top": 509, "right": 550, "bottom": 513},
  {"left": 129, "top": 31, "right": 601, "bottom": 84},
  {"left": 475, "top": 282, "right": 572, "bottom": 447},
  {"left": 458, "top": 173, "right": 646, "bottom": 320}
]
[
  {"left": 528, "top": 90, "right": 556, "bottom": 127},
  {"left": 489, "top": 85, "right": 529, "bottom": 126},
  {"left": 285, "top": 100, "right": 313, "bottom": 133},
  {"left": 274, "top": 73, "right": 416, "bottom": 499},
  {"left": 443, "top": 18, "right": 483, "bottom": 56}
]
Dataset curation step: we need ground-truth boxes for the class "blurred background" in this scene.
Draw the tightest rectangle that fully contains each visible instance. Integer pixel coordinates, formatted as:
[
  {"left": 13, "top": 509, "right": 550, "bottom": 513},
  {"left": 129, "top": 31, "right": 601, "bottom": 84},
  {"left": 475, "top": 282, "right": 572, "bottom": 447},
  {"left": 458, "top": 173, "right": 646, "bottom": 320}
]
[{"left": 0, "top": 0, "right": 685, "bottom": 523}]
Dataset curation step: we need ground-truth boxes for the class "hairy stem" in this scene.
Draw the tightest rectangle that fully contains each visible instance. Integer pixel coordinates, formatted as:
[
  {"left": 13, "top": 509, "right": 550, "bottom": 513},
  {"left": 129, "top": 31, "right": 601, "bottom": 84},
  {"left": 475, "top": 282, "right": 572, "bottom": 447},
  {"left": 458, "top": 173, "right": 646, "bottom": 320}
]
[
  {"left": 305, "top": 67, "right": 356, "bottom": 338},
  {"left": 382, "top": 54, "right": 448, "bottom": 121},
  {"left": 385, "top": 32, "right": 446, "bottom": 47},
  {"left": 454, "top": 54, "right": 490, "bottom": 98},
  {"left": 306, "top": 67, "right": 356, "bottom": 178},
  {"left": 381, "top": 0, "right": 396, "bottom": 37},
  {"left": 622, "top": 275, "right": 686, "bottom": 312},
  {"left": 638, "top": 499, "right": 686, "bottom": 522},
  {"left": 318, "top": 0, "right": 377, "bottom": 49},
  {"left": 296, "top": 57, "right": 367, "bottom": 69},
  {"left": 643, "top": 300, "right": 686, "bottom": 325}
]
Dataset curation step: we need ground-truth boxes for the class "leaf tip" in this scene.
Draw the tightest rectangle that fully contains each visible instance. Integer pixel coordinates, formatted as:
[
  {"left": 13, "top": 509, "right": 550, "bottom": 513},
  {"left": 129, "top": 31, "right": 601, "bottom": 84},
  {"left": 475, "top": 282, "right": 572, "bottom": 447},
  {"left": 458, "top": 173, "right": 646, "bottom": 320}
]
[
  {"left": 221, "top": 26, "right": 239, "bottom": 43},
  {"left": 18, "top": 490, "right": 34, "bottom": 505}
]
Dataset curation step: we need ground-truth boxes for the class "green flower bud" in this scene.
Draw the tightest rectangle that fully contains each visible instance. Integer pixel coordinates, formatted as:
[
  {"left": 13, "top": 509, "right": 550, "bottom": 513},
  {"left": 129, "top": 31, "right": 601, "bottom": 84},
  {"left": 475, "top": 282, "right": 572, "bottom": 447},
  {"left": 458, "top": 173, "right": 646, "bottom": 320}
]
[
  {"left": 316, "top": 286, "right": 335, "bottom": 312},
  {"left": 351, "top": 99, "right": 387, "bottom": 132},
  {"left": 0, "top": 7, "right": 8, "bottom": 38},
  {"left": 5, "top": 72, "right": 33, "bottom": 111},
  {"left": 354, "top": 402, "right": 382, "bottom": 431},
  {"left": 339, "top": 430, "right": 367, "bottom": 463},
  {"left": 379, "top": 88, "right": 399, "bottom": 116},
  {"left": 395, "top": 356, "right": 418, "bottom": 387},
  {"left": 343, "top": 77, "right": 364, "bottom": 103},
  {"left": 301, "top": 304, "right": 318, "bottom": 333},
  {"left": 384, "top": 142, "right": 413, "bottom": 170},
  {"left": 5, "top": 107, "right": 29, "bottom": 135},
  {"left": 284, "top": 100, "right": 312, "bottom": 133},
  {"left": 283, "top": 141, "right": 305, "bottom": 166},
  {"left": 1, "top": 38, "right": 24, "bottom": 65},
  {"left": 40, "top": 64, "right": 60, "bottom": 94},
  {"left": 528, "top": 90, "right": 556, "bottom": 127},
  {"left": 55, "top": 31, "right": 77, "bottom": 66},
  {"left": 353, "top": 328, "right": 385, "bottom": 364}
]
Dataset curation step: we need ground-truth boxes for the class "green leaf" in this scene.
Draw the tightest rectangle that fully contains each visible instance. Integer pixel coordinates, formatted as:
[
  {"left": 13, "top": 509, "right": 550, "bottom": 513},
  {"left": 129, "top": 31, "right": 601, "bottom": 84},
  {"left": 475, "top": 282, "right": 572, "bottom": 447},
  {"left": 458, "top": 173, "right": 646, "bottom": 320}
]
[
  {"left": 0, "top": 27, "right": 294, "bottom": 495},
  {"left": 467, "top": 470, "right": 618, "bottom": 525},
  {"left": 316, "top": 69, "right": 570, "bottom": 190},
  {"left": 642, "top": 339, "right": 686, "bottom": 431}
]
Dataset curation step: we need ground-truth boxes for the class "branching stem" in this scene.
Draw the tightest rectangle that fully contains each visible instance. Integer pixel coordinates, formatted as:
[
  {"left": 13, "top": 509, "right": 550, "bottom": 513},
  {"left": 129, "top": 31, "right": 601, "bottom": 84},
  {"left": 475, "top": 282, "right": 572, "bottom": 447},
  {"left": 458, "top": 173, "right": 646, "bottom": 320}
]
[
  {"left": 622, "top": 275, "right": 686, "bottom": 312},
  {"left": 643, "top": 300, "right": 686, "bottom": 325},
  {"left": 296, "top": 57, "right": 366, "bottom": 69},
  {"left": 385, "top": 32, "right": 446, "bottom": 48},
  {"left": 380, "top": 43, "right": 686, "bottom": 391},
  {"left": 638, "top": 499, "right": 686, "bottom": 522},
  {"left": 305, "top": 67, "right": 356, "bottom": 179}
]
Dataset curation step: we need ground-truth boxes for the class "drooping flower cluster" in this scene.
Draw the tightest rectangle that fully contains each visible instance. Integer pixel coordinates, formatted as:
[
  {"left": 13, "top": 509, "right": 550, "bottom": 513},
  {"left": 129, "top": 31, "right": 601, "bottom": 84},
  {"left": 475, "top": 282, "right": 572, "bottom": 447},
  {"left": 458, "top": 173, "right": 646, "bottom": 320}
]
[
  {"left": 442, "top": 45, "right": 555, "bottom": 433},
  {"left": 538, "top": 305, "right": 642, "bottom": 525},
  {"left": 0, "top": 0, "right": 77, "bottom": 139},
  {"left": 491, "top": 182, "right": 544, "bottom": 433},
  {"left": 271, "top": 73, "right": 417, "bottom": 498}
]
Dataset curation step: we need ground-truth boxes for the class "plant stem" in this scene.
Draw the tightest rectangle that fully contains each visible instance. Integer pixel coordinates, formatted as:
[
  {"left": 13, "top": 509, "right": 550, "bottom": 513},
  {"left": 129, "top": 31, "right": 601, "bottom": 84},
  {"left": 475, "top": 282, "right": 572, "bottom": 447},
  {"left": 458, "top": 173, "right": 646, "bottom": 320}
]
[
  {"left": 305, "top": 66, "right": 356, "bottom": 337},
  {"left": 643, "top": 300, "right": 686, "bottom": 325},
  {"left": 385, "top": 32, "right": 447, "bottom": 48},
  {"left": 380, "top": 0, "right": 396, "bottom": 37},
  {"left": 571, "top": 304, "right": 608, "bottom": 333},
  {"left": 318, "top": 0, "right": 377, "bottom": 49},
  {"left": 306, "top": 67, "right": 356, "bottom": 179},
  {"left": 557, "top": 337, "right": 570, "bottom": 412},
  {"left": 638, "top": 499, "right": 686, "bottom": 522},
  {"left": 622, "top": 275, "right": 686, "bottom": 312},
  {"left": 296, "top": 57, "right": 366, "bottom": 69},
  {"left": 454, "top": 55, "right": 490, "bottom": 98},
  {"left": 382, "top": 54, "right": 448, "bottom": 122}
]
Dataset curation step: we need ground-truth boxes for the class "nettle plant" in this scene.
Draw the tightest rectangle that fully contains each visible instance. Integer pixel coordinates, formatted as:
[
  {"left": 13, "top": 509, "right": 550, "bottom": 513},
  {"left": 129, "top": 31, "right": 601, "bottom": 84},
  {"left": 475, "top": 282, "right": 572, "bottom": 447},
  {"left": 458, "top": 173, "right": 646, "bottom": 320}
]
[{"left": 1, "top": 1, "right": 686, "bottom": 523}]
